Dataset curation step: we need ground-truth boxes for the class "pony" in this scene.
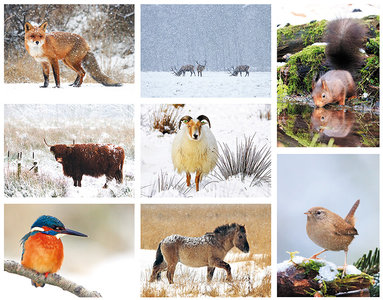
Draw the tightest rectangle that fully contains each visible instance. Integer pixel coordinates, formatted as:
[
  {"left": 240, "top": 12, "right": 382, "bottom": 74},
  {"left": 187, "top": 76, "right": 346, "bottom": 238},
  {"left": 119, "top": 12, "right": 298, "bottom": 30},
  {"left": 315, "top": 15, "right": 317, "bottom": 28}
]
[{"left": 149, "top": 223, "right": 249, "bottom": 284}]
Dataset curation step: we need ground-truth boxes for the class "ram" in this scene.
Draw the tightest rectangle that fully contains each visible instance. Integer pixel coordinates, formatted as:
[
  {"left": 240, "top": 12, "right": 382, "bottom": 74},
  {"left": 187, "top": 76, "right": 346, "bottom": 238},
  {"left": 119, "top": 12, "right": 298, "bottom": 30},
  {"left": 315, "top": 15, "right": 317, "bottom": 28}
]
[
  {"left": 171, "top": 115, "right": 218, "bottom": 191},
  {"left": 44, "top": 139, "right": 124, "bottom": 188}
]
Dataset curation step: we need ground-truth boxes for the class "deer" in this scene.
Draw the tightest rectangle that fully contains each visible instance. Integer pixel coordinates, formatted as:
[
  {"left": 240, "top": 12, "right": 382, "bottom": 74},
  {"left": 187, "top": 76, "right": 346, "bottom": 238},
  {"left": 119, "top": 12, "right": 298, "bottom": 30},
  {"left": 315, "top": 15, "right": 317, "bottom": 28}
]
[
  {"left": 171, "top": 65, "right": 196, "bottom": 77},
  {"left": 196, "top": 60, "right": 207, "bottom": 77},
  {"left": 227, "top": 65, "right": 250, "bottom": 77}
]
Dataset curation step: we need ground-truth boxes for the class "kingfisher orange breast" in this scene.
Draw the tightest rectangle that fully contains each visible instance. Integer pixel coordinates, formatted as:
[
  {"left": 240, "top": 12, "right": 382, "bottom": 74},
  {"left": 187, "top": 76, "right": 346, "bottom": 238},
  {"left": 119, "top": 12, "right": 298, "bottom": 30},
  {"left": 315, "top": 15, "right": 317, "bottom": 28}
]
[{"left": 21, "top": 232, "right": 64, "bottom": 274}]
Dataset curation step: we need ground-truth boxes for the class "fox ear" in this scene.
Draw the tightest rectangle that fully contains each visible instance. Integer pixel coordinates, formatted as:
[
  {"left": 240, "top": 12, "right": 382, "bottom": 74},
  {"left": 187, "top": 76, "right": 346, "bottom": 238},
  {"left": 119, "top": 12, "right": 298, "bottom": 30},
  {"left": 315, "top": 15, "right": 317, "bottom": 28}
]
[
  {"left": 39, "top": 22, "right": 48, "bottom": 32},
  {"left": 25, "top": 22, "right": 33, "bottom": 32}
]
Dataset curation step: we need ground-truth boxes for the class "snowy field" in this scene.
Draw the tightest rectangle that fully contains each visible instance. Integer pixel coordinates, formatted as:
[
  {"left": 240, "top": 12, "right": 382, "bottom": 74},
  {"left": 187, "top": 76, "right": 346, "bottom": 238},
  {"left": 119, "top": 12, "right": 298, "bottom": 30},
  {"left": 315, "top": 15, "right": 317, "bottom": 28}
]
[
  {"left": 140, "top": 249, "right": 271, "bottom": 297},
  {"left": 4, "top": 104, "right": 135, "bottom": 198},
  {"left": 141, "top": 72, "right": 271, "bottom": 98},
  {"left": 141, "top": 104, "right": 271, "bottom": 197}
]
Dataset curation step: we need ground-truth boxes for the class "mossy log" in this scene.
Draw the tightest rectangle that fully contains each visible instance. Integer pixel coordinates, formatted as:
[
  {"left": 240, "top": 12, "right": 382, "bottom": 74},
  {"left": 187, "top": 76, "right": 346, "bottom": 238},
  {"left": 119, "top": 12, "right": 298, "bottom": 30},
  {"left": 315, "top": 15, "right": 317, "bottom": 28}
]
[
  {"left": 277, "top": 16, "right": 379, "bottom": 62},
  {"left": 277, "top": 263, "right": 374, "bottom": 297}
]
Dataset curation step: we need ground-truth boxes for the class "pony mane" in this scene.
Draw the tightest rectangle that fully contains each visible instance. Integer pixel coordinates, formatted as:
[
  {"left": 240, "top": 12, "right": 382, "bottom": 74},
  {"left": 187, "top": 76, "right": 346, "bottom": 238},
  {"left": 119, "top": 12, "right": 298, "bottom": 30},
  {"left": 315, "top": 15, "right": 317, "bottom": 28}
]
[{"left": 213, "top": 223, "right": 245, "bottom": 235}]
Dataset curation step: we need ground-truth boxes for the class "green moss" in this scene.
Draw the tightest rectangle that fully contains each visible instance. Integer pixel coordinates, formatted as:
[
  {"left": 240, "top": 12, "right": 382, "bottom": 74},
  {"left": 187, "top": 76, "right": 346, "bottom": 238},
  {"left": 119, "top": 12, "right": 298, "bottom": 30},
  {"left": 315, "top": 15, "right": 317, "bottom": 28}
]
[
  {"left": 284, "top": 45, "right": 326, "bottom": 94},
  {"left": 301, "top": 20, "right": 327, "bottom": 46},
  {"left": 277, "top": 20, "right": 327, "bottom": 47},
  {"left": 277, "top": 24, "right": 301, "bottom": 46},
  {"left": 366, "top": 36, "right": 380, "bottom": 56},
  {"left": 300, "top": 260, "right": 325, "bottom": 275}
]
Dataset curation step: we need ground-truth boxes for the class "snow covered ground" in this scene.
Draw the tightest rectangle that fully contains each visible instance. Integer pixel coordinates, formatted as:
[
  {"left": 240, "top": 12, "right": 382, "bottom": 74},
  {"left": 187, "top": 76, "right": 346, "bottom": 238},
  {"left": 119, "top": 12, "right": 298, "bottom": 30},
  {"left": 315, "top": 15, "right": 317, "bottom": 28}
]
[
  {"left": 141, "top": 72, "right": 271, "bottom": 98},
  {"left": 140, "top": 249, "right": 271, "bottom": 297},
  {"left": 141, "top": 104, "right": 271, "bottom": 197}
]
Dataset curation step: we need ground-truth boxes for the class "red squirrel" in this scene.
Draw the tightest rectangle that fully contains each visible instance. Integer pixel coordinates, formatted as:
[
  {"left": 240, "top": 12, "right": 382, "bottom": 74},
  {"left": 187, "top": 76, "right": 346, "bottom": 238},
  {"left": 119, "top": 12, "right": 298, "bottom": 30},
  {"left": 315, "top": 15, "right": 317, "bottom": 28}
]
[{"left": 312, "top": 19, "right": 366, "bottom": 107}]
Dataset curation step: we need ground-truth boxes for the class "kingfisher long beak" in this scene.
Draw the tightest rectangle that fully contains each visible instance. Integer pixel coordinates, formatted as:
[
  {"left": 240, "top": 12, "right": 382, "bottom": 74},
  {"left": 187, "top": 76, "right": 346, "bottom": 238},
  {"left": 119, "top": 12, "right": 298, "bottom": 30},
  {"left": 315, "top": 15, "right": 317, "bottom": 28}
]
[{"left": 60, "top": 228, "right": 88, "bottom": 237}]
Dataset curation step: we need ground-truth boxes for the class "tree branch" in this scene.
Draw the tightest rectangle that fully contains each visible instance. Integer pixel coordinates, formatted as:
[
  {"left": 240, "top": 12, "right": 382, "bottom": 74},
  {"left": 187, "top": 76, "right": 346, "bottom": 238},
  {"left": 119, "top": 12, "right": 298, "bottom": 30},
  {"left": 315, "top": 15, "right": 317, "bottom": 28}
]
[{"left": 4, "top": 260, "right": 102, "bottom": 297}]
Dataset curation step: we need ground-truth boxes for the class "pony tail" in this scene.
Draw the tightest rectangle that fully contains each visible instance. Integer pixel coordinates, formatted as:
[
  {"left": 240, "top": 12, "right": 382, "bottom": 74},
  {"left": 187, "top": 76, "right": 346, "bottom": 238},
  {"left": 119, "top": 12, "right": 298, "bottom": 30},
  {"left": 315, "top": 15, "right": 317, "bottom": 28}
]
[
  {"left": 151, "top": 242, "right": 164, "bottom": 281},
  {"left": 153, "top": 242, "right": 164, "bottom": 267}
]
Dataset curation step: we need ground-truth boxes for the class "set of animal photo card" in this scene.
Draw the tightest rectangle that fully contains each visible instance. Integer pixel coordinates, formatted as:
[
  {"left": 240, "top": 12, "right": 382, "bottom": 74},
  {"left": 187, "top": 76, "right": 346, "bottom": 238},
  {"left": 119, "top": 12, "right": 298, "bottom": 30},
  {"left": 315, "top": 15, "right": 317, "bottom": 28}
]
[{"left": 1, "top": 0, "right": 381, "bottom": 299}]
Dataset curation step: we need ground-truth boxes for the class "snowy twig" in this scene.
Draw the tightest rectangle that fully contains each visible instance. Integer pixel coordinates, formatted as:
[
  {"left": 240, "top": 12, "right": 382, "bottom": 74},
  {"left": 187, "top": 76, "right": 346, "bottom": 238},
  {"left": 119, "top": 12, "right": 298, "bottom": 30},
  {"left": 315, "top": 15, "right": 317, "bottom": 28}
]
[{"left": 4, "top": 260, "right": 102, "bottom": 298}]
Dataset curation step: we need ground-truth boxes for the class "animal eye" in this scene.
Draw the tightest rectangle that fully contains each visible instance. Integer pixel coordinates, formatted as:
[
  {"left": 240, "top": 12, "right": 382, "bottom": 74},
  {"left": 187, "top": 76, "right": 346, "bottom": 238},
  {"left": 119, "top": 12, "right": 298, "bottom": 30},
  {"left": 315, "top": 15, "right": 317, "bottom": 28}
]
[
  {"left": 322, "top": 93, "right": 326, "bottom": 99},
  {"left": 316, "top": 211, "right": 322, "bottom": 215},
  {"left": 183, "top": 120, "right": 188, "bottom": 123},
  {"left": 201, "top": 120, "right": 207, "bottom": 124},
  {"left": 321, "top": 116, "right": 325, "bottom": 121},
  {"left": 31, "top": 35, "right": 35, "bottom": 38}
]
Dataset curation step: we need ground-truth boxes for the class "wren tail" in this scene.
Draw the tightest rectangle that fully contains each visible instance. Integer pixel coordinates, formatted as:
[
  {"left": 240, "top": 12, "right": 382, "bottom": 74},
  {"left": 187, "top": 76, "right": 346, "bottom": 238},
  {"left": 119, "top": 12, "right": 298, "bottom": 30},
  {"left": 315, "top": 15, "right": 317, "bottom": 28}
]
[
  {"left": 344, "top": 199, "right": 360, "bottom": 226},
  {"left": 82, "top": 51, "right": 122, "bottom": 87},
  {"left": 325, "top": 19, "right": 366, "bottom": 73}
]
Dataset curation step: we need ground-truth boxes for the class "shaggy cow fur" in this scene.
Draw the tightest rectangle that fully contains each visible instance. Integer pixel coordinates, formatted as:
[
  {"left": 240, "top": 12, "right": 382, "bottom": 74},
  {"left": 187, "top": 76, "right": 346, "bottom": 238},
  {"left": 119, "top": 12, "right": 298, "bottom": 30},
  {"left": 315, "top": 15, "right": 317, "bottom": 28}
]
[{"left": 49, "top": 143, "right": 124, "bottom": 188}]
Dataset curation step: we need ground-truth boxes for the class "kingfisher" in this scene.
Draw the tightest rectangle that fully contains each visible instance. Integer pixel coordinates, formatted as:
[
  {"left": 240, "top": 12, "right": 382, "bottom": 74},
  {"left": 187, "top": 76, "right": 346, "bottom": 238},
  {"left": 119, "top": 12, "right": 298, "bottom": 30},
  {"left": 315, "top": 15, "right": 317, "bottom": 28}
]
[{"left": 21, "top": 215, "right": 87, "bottom": 287}]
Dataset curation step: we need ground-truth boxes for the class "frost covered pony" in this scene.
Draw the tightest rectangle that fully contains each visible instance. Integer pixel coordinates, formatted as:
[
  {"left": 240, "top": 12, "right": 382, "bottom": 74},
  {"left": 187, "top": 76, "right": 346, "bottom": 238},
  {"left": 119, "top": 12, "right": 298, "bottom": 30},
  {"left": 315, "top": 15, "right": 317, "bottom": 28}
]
[
  {"left": 171, "top": 115, "right": 218, "bottom": 192},
  {"left": 149, "top": 223, "right": 250, "bottom": 283}
]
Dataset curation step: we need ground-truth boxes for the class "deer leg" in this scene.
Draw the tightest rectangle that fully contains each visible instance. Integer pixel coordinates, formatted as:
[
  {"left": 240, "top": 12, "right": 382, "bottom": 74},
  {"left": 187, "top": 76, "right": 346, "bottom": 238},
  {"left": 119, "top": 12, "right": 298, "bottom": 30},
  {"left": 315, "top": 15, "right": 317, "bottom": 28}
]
[
  {"left": 186, "top": 172, "right": 191, "bottom": 186},
  {"left": 207, "top": 267, "right": 215, "bottom": 282},
  {"left": 195, "top": 171, "right": 202, "bottom": 192}
]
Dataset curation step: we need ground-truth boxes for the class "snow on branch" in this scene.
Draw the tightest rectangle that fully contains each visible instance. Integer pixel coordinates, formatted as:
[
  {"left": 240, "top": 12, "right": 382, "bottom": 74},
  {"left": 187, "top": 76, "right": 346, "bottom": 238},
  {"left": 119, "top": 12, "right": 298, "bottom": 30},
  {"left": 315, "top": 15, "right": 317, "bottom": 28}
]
[{"left": 4, "top": 260, "right": 102, "bottom": 298}]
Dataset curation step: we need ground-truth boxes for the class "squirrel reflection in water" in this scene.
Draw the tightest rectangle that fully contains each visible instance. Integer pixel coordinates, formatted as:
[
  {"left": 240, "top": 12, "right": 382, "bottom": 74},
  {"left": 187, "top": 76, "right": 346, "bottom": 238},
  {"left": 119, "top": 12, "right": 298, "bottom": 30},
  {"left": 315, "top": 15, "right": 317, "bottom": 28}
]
[{"left": 311, "top": 108, "right": 356, "bottom": 141}]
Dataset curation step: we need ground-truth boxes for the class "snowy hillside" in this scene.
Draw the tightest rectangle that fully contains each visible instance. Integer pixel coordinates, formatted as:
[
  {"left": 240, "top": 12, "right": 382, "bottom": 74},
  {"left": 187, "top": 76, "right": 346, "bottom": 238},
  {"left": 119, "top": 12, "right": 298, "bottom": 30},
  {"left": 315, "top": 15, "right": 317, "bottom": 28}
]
[
  {"left": 141, "top": 72, "right": 270, "bottom": 98},
  {"left": 141, "top": 104, "right": 271, "bottom": 197}
]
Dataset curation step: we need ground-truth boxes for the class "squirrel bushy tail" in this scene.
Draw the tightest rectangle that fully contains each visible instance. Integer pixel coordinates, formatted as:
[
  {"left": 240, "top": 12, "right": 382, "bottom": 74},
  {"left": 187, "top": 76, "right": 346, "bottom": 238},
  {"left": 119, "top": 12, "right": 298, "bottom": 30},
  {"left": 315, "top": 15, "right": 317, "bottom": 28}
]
[{"left": 325, "top": 18, "right": 366, "bottom": 72}]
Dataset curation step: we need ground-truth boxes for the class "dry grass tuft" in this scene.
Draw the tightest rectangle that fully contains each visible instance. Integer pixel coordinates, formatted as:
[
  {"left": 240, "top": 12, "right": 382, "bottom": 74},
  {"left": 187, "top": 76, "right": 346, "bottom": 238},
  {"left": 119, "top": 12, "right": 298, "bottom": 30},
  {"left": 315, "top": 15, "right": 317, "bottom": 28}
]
[
  {"left": 212, "top": 135, "right": 271, "bottom": 187},
  {"left": 149, "top": 105, "right": 183, "bottom": 134},
  {"left": 143, "top": 171, "right": 189, "bottom": 197}
]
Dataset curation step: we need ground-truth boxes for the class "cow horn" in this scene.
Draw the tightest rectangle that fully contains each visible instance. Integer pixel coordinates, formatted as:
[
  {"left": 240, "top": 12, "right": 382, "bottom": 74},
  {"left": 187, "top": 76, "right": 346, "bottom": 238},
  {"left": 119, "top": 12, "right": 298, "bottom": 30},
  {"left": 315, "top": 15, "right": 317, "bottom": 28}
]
[{"left": 43, "top": 138, "right": 52, "bottom": 147}]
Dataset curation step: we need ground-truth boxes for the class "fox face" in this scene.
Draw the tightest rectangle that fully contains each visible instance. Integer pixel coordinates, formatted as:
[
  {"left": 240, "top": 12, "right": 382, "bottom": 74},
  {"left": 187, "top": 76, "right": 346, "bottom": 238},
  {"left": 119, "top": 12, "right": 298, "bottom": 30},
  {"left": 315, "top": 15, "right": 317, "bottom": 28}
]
[{"left": 25, "top": 22, "right": 48, "bottom": 58}]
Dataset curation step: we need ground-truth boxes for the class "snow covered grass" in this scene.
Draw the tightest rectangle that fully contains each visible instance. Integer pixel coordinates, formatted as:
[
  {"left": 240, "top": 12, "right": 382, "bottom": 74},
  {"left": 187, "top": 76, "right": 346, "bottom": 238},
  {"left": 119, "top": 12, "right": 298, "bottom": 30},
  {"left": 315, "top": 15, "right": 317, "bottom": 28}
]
[
  {"left": 141, "top": 204, "right": 271, "bottom": 297},
  {"left": 4, "top": 104, "right": 135, "bottom": 198},
  {"left": 141, "top": 250, "right": 271, "bottom": 297},
  {"left": 141, "top": 104, "right": 271, "bottom": 197},
  {"left": 141, "top": 72, "right": 271, "bottom": 98},
  {"left": 4, "top": 52, "right": 134, "bottom": 85}
]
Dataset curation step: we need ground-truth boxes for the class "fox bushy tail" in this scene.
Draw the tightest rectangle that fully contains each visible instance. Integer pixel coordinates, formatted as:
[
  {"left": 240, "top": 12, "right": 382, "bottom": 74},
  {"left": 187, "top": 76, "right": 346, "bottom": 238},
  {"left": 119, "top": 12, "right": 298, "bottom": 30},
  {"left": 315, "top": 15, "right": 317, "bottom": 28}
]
[
  {"left": 325, "top": 18, "right": 366, "bottom": 72},
  {"left": 82, "top": 52, "right": 122, "bottom": 86}
]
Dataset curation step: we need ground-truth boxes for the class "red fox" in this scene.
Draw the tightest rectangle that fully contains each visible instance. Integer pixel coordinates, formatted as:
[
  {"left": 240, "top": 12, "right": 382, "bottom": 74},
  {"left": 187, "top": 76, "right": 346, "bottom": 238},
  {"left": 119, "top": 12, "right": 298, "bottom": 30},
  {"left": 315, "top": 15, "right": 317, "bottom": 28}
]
[
  {"left": 312, "top": 19, "right": 366, "bottom": 107},
  {"left": 24, "top": 22, "right": 121, "bottom": 88}
]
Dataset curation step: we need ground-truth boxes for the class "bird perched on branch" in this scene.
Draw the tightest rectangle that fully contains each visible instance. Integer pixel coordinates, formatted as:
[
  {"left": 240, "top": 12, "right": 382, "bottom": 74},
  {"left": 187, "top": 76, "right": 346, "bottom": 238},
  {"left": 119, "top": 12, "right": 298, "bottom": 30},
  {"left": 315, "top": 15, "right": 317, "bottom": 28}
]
[
  {"left": 21, "top": 215, "right": 87, "bottom": 287},
  {"left": 305, "top": 199, "right": 360, "bottom": 276}
]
